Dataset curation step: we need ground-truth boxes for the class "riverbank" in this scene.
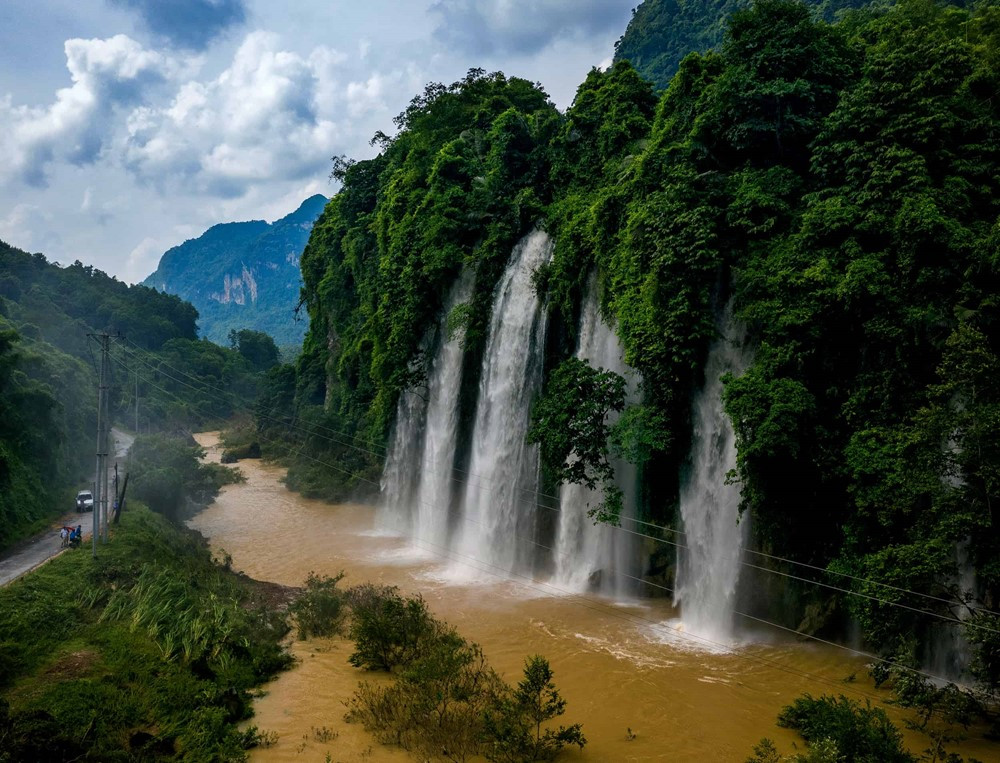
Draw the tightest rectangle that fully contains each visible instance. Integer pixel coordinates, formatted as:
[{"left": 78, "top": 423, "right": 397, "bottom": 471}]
[
  {"left": 190, "top": 431, "right": 1000, "bottom": 762},
  {"left": 0, "top": 502, "right": 293, "bottom": 760}
]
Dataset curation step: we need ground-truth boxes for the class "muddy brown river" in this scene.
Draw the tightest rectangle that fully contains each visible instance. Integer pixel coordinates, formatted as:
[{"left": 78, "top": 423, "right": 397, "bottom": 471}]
[{"left": 190, "top": 433, "right": 997, "bottom": 762}]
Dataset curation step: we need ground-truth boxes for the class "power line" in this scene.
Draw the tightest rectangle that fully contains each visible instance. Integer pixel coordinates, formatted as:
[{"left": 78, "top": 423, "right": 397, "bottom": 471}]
[
  {"left": 110, "top": 345, "right": 989, "bottom": 693},
  {"left": 277, "top": 441, "right": 983, "bottom": 693},
  {"left": 141, "top": 335, "right": 992, "bottom": 618},
  {"left": 111, "top": 340, "right": 1000, "bottom": 631}
]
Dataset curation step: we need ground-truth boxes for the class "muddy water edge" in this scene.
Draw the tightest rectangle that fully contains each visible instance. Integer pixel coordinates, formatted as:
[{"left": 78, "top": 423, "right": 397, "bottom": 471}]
[{"left": 189, "top": 433, "right": 997, "bottom": 762}]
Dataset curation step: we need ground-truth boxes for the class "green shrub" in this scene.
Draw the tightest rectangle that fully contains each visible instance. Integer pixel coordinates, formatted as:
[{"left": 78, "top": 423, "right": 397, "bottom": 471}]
[
  {"left": 221, "top": 442, "right": 262, "bottom": 463},
  {"left": 777, "top": 694, "right": 915, "bottom": 763},
  {"left": 346, "top": 584, "right": 439, "bottom": 670},
  {"left": 482, "top": 656, "right": 586, "bottom": 763},
  {"left": 289, "top": 572, "right": 346, "bottom": 639},
  {"left": 0, "top": 505, "right": 292, "bottom": 761}
]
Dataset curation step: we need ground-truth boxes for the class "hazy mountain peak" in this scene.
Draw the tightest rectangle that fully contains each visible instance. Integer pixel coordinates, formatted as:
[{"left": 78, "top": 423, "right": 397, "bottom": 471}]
[{"left": 143, "top": 196, "right": 326, "bottom": 347}]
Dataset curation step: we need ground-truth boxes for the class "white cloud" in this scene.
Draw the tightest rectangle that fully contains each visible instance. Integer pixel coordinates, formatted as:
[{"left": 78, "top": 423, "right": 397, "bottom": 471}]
[
  {"left": 0, "top": 34, "right": 181, "bottom": 187},
  {"left": 430, "top": 0, "right": 633, "bottom": 56},
  {"left": 0, "top": 203, "right": 61, "bottom": 255},
  {"left": 127, "top": 234, "right": 174, "bottom": 283},
  {"left": 122, "top": 31, "right": 361, "bottom": 197}
]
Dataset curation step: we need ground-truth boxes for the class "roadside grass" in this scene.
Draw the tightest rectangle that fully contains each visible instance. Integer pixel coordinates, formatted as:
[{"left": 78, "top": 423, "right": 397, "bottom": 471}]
[{"left": 0, "top": 503, "right": 292, "bottom": 761}]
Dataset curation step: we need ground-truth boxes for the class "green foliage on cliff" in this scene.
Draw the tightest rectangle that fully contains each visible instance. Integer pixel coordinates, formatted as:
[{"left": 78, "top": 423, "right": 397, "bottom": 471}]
[
  {"left": 300, "top": 69, "right": 557, "bottom": 439},
  {"left": 289, "top": 0, "right": 1000, "bottom": 688},
  {"left": 613, "top": 0, "right": 882, "bottom": 89}
]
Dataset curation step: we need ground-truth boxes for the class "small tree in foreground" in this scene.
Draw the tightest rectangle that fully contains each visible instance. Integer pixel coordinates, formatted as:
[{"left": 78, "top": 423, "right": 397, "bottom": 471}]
[
  {"left": 346, "top": 584, "right": 438, "bottom": 670},
  {"left": 289, "top": 571, "right": 346, "bottom": 639},
  {"left": 483, "top": 655, "right": 586, "bottom": 762}
]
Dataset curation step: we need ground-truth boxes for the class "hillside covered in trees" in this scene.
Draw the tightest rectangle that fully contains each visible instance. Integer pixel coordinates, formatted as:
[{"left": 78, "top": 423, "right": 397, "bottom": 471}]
[
  {"left": 143, "top": 195, "right": 327, "bottom": 350},
  {"left": 0, "top": 240, "right": 277, "bottom": 549},
  {"left": 614, "top": 0, "right": 904, "bottom": 88},
  {"left": 257, "top": 0, "right": 1000, "bottom": 694}
]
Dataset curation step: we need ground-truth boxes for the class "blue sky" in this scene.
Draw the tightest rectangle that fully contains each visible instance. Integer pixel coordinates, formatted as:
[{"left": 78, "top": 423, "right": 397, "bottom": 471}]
[{"left": 0, "top": 0, "right": 634, "bottom": 282}]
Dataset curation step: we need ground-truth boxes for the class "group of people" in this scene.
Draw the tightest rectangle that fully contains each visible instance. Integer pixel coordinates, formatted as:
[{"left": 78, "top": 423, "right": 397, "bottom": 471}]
[{"left": 59, "top": 525, "right": 82, "bottom": 548}]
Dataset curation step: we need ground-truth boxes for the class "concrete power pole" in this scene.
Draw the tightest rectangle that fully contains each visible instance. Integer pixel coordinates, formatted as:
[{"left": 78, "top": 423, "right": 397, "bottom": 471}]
[{"left": 90, "top": 333, "right": 112, "bottom": 554}]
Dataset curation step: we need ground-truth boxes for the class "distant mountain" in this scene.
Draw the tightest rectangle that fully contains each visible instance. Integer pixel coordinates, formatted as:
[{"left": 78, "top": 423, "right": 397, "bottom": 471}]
[
  {"left": 613, "top": 0, "right": 875, "bottom": 90},
  {"left": 144, "top": 194, "right": 327, "bottom": 348}
]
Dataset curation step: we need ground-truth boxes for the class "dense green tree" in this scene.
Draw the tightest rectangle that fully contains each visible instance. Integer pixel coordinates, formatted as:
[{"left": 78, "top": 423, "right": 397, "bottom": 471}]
[
  {"left": 228, "top": 328, "right": 280, "bottom": 372},
  {"left": 482, "top": 656, "right": 586, "bottom": 763}
]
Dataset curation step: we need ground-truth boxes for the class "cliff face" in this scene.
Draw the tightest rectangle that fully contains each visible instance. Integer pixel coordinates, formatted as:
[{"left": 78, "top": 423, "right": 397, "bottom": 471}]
[
  {"left": 144, "top": 194, "right": 327, "bottom": 347},
  {"left": 288, "top": 1, "right": 1000, "bottom": 683}
]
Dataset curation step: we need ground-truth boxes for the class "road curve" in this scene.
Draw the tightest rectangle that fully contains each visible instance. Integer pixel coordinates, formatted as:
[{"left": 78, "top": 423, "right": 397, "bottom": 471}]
[{"left": 0, "top": 428, "right": 134, "bottom": 587}]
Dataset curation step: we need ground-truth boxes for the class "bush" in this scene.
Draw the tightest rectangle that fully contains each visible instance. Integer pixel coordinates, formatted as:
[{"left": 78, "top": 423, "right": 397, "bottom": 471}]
[
  {"left": 346, "top": 584, "right": 439, "bottom": 670},
  {"left": 0, "top": 505, "right": 292, "bottom": 761},
  {"left": 347, "top": 635, "right": 505, "bottom": 762},
  {"left": 130, "top": 434, "right": 244, "bottom": 521},
  {"left": 777, "top": 694, "right": 916, "bottom": 763},
  {"left": 221, "top": 442, "right": 262, "bottom": 463},
  {"left": 343, "top": 591, "right": 585, "bottom": 762},
  {"left": 289, "top": 572, "right": 346, "bottom": 639}
]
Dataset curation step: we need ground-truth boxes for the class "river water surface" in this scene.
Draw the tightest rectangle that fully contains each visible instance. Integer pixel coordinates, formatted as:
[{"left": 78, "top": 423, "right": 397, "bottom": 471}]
[{"left": 189, "top": 433, "right": 996, "bottom": 762}]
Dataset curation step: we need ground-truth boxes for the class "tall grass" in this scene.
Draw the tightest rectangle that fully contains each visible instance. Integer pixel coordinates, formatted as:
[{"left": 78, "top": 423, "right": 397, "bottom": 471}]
[{"left": 0, "top": 503, "right": 292, "bottom": 761}]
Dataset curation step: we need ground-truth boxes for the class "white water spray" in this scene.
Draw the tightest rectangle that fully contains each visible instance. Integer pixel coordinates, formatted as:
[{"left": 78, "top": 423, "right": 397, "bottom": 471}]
[
  {"left": 673, "top": 313, "right": 751, "bottom": 645},
  {"left": 455, "top": 229, "right": 553, "bottom": 575},
  {"left": 412, "top": 270, "right": 475, "bottom": 550},
  {"left": 553, "top": 275, "right": 639, "bottom": 598},
  {"left": 379, "top": 379, "right": 428, "bottom": 535}
]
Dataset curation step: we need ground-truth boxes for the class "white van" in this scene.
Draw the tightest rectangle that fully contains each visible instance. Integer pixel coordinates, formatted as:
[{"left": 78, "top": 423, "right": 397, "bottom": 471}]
[{"left": 75, "top": 490, "right": 94, "bottom": 512}]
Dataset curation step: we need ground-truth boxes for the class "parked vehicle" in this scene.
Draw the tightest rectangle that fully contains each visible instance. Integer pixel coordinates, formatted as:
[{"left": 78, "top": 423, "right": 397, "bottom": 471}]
[{"left": 75, "top": 490, "right": 94, "bottom": 512}]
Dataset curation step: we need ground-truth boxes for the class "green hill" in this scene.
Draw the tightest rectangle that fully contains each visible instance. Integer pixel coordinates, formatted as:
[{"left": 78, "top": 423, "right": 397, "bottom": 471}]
[
  {"left": 144, "top": 195, "right": 327, "bottom": 348},
  {"left": 614, "top": 0, "right": 879, "bottom": 88}
]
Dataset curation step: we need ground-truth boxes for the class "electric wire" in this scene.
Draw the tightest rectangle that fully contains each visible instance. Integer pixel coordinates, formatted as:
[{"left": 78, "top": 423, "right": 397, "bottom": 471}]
[
  {"left": 110, "top": 340, "right": 1000, "bottom": 633},
  {"left": 109, "top": 345, "right": 989, "bottom": 695},
  {"left": 118, "top": 337, "right": 996, "bottom": 618}
]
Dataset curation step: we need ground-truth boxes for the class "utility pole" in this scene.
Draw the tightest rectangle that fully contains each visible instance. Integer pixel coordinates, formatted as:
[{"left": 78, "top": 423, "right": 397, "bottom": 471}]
[{"left": 89, "top": 333, "right": 112, "bottom": 553}]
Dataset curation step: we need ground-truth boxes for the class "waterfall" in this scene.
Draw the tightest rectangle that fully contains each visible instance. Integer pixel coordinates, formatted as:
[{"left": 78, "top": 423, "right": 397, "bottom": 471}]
[
  {"left": 925, "top": 444, "right": 976, "bottom": 680},
  {"left": 411, "top": 270, "right": 475, "bottom": 551},
  {"left": 552, "top": 275, "right": 640, "bottom": 598},
  {"left": 455, "top": 229, "right": 553, "bottom": 575},
  {"left": 672, "top": 313, "right": 750, "bottom": 645},
  {"left": 379, "top": 379, "right": 428, "bottom": 535}
]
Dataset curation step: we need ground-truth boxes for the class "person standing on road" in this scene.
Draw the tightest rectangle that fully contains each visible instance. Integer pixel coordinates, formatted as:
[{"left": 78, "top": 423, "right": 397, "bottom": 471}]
[{"left": 60, "top": 526, "right": 69, "bottom": 547}]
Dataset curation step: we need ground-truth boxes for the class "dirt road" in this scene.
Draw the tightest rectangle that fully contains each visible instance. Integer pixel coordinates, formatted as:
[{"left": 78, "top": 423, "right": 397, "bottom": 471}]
[{"left": 0, "top": 429, "right": 134, "bottom": 587}]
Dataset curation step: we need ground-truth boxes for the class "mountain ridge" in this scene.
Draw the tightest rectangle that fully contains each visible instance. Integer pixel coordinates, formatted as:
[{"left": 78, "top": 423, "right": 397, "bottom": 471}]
[{"left": 144, "top": 194, "right": 327, "bottom": 347}]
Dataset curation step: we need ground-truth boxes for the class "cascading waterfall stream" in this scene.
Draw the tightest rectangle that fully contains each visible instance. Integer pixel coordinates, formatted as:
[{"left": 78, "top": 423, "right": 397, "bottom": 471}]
[
  {"left": 379, "top": 382, "right": 428, "bottom": 535},
  {"left": 455, "top": 229, "right": 553, "bottom": 575},
  {"left": 412, "top": 270, "right": 475, "bottom": 550},
  {"left": 553, "top": 275, "right": 639, "bottom": 598},
  {"left": 672, "top": 312, "right": 751, "bottom": 645},
  {"left": 379, "top": 272, "right": 473, "bottom": 540}
]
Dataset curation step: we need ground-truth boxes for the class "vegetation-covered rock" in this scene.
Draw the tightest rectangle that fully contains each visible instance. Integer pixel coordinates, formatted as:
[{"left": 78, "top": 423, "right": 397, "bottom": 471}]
[
  {"left": 143, "top": 195, "right": 327, "bottom": 348},
  {"left": 267, "top": 0, "right": 1000, "bottom": 695}
]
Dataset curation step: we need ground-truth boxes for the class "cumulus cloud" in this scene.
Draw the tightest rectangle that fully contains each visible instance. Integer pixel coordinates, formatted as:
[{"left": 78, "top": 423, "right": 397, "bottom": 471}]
[
  {"left": 0, "top": 35, "right": 180, "bottom": 187},
  {"left": 123, "top": 31, "right": 359, "bottom": 197},
  {"left": 430, "top": 0, "right": 633, "bottom": 57},
  {"left": 0, "top": 203, "right": 61, "bottom": 255},
  {"left": 109, "top": 0, "right": 247, "bottom": 51}
]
